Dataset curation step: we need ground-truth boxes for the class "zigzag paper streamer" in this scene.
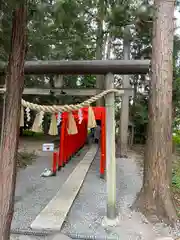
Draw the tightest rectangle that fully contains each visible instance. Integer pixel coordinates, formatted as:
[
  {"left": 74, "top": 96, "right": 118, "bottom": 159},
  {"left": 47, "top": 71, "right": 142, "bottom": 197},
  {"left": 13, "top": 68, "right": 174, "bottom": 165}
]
[
  {"left": 57, "top": 112, "right": 61, "bottom": 125},
  {"left": 78, "top": 109, "right": 83, "bottom": 124},
  {"left": 39, "top": 111, "right": 44, "bottom": 127},
  {"left": 25, "top": 107, "right": 31, "bottom": 122}
]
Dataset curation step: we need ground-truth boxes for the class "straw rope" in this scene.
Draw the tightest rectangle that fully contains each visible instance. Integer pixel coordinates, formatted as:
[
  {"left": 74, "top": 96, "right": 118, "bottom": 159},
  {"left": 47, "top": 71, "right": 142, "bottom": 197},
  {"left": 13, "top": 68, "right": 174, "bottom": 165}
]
[{"left": 21, "top": 89, "right": 124, "bottom": 113}]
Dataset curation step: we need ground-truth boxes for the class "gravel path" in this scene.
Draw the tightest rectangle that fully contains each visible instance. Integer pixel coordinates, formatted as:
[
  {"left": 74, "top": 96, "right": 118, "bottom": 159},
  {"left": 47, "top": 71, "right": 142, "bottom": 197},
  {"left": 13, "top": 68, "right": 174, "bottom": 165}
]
[
  {"left": 11, "top": 147, "right": 180, "bottom": 239},
  {"left": 11, "top": 146, "right": 89, "bottom": 232},
  {"left": 61, "top": 151, "right": 179, "bottom": 240}
]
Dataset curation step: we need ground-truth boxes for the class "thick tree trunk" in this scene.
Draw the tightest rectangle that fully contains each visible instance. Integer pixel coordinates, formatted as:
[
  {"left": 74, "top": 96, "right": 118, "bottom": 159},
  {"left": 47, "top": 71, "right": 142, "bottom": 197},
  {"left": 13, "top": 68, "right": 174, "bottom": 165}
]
[
  {"left": 0, "top": 4, "right": 27, "bottom": 239},
  {"left": 0, "top": 96, "right": 3, "bottom": 135},
  {"left": 96, "top": 0, "right": 105, "bottom": 106},
  {"left": 172, "top": 102, "right": 176, "bottom": 153},
  {"left": 133, "top": 0, "right": 177, "bottom": 225},
  {"left": 0, "top": 76, "right": 5, "bottom": 137},
  {"left": 119, "top": 33, "right": 131, "bottom": 157}
]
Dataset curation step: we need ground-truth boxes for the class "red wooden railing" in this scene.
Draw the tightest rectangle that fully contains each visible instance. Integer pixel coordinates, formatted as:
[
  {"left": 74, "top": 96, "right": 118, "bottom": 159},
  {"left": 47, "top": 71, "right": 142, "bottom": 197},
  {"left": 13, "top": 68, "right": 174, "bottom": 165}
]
[
  {"left": 58, "top": 111, "right": 87, "bottom": 168},
  {"left": 58, "top": 107, "right": 106, "bottom": 177}
]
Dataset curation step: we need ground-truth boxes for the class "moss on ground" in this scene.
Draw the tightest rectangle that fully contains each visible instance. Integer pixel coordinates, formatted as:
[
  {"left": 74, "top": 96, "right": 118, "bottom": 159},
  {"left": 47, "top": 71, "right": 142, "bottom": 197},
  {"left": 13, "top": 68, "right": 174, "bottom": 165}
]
[{"left": 17, "top": 150, "right": 36, "bottom": 169}]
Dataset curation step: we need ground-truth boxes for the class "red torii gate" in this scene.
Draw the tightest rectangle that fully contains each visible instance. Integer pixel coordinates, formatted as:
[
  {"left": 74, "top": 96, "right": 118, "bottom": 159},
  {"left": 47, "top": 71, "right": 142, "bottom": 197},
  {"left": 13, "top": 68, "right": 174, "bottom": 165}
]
[{"left": 58, "top": 107, "right": 106, "bottom": 177}]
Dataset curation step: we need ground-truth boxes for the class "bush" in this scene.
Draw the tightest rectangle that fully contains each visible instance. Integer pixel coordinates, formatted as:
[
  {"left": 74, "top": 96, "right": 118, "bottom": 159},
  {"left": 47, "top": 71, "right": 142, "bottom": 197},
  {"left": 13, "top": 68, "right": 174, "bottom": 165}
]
[
  {"left": 17, "top": 150, "right": 36, "bottom": 168},
  {"left": 172, "top": 170, "right": 180, "bottom": 189},
  {"left": 173, "top": 132, "right": 180, "bottom": 145},
  {"left": 22, "top": 129, "right": 44, "bottom": 137},
  {"left": 173, "top": 132, "right": 180, "bottom": 154}
]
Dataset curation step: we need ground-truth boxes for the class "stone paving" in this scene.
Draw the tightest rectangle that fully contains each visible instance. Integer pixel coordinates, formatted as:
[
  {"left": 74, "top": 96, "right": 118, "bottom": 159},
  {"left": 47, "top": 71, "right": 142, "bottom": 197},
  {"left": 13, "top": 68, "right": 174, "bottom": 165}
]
[
  {"left": 11, "top": 233, "right": 72, "bottom": 240},
  {"left": 30, "top": 145, "right": 98, "bottom": 231},
  {"left": 11, "top": 145, "right": 89, "bottom": 232}
]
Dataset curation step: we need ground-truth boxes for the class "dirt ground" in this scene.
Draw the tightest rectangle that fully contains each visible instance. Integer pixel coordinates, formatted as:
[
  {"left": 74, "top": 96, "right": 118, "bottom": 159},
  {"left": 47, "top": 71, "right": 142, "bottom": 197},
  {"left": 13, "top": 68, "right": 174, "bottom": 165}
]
[
  {"left": 18, "top": 136, "right": 59, "bottom": 154},
  {"left": 14, "top": 140, "right": 180, "bottom": 239},
  {"left": 131, "top": 144, "right": 180, "bottom": 219}
]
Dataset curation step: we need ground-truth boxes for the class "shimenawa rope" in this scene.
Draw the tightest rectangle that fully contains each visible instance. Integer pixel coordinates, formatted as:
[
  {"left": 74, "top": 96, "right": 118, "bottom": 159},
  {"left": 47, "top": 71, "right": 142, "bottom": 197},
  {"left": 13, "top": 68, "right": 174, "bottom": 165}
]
[{"left": 21, "top": 89, "right": 124, "bottom": 113}]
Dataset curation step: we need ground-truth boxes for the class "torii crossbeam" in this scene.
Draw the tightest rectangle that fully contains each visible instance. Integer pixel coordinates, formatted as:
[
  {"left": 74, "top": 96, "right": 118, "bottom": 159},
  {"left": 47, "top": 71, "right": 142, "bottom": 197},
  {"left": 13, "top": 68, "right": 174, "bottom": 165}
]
[{"left": 0, "top": 60, "right": 150, "bottom": 75}]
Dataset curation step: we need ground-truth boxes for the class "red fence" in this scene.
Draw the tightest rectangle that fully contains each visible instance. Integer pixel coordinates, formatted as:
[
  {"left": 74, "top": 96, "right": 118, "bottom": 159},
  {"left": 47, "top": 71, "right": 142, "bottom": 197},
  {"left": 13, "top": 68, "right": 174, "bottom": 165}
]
[
  {"left": 58, "top": 107, "right": 106, "bottom": 177},
  {"left": 58, "top": 111, "right": 87, "bottom": 169}
]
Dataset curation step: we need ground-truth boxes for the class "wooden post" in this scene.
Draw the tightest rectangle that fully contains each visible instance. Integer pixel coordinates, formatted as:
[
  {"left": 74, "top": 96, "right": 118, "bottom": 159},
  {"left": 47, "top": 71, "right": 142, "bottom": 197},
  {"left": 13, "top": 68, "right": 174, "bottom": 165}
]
[
  {"left": 105, "top": 73, "right": 117, "bottom": 220},
  {"left": 53, "top": 75, "right": 64, "bottom": 103},
  {"left": 100, "top": 109, "right": 106, "bottom": 178},
  {"left": 120, "top": 26, "right": 131, "bottom": 157},
  {"left": 52, "top": 152, "right": 57, "bottom": 176},
  {"left": 54, "top": 75, "right": 64, "bottom": 88}
]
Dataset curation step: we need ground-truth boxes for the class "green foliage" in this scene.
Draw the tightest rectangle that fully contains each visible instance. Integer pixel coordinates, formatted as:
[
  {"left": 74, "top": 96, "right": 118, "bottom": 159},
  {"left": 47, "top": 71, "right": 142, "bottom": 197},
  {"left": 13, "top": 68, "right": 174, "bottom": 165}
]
[
  {"left": 132, "top": 97, "right": 148, "bottom": 125},
  {"left": 173, "top": 133, "right": 180, "bottom": 145},
  {"left": 130, "top": 93, "right": 148, "bottom": 143},
  {"left": 172, "top": 132, "right": 180, "bottom": 155},
  {"left": 172, "top": 153, "right": 180, "bottom": 191},
  {"left": 1, "top": 0, "right": 149, "bottom": 90},
  {"left": 17, "top": 150, "right": 36, "bottom": 168},
  {"left": 173, "top": 37, "right": 180, "bottom": 134},
  {"left": 1, "top": 0, "right": 180, "bottom": 142},
  {"left": 108, "top": 2, "right": 133, "bottom": 28},
  {"left": 172, "top": 173, "right": 180, "bottom": 189},
  {"left": 22, "top": 130, "right": 44, "bottom": 137}
]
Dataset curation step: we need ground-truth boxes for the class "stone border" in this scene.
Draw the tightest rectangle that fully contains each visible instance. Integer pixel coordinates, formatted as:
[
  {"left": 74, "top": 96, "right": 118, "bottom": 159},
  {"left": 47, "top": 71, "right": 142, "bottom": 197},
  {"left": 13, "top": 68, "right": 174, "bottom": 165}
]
[{"left": 30, "top": 145, "right": 98, "bottom": 231}]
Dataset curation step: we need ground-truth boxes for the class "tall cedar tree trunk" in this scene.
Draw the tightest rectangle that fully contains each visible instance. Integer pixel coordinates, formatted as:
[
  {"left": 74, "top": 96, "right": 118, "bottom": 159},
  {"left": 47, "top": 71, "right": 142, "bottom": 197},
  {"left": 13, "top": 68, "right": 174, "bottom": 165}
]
[
  {"left": 96, "top": 0, "right": 105, "bottom": 106},
  {"left": 0, "top": 5, "right": 27, "bottom": 239},
  {"left": 0, "top": 76, "right": 5, "bottom": 137},
  {"left": 0, "top": 95, "right": 3, "bottom": 137},
  {"left": 0, "top": 3, "right": 4, "bottom": 138},
  {"left": 133, "top": 0, "right": 177, "bottom": 225}
]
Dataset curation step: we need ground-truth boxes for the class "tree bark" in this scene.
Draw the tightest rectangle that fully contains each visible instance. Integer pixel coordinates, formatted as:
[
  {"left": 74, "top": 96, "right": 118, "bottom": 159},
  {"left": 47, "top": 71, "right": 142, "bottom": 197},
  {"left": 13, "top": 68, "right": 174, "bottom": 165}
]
[
  {"left": 119, "top": 33, "right": 131, "bottom": 157},
  {"left": 0, "top": 96, "right": 4, "bottom": 136},
  {"left": 0, "top": 4, "right": 27, "bottom": 239},
  {"left": 96, "top": 0, "right": 105, "bottom": 106},
  {"left": 133, "top": 0, "right": 177, "bottom": 225},
  {"left": 0, "top": 76, "right": 5, "bottom": 137}
]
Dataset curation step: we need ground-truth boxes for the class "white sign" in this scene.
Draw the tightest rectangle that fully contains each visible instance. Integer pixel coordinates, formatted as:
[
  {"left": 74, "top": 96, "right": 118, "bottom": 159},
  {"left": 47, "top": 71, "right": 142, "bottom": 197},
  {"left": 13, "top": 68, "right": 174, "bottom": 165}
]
[{"left": 42, "top": 143, "right": 54, "bottom": 152}]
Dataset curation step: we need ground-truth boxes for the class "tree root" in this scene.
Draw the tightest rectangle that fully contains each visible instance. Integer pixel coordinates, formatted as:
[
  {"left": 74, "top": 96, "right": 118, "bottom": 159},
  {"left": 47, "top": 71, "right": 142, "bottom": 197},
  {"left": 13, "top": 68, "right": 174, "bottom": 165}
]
[{"left": 132, "top": 188, "right": 178, "bottom": 227}]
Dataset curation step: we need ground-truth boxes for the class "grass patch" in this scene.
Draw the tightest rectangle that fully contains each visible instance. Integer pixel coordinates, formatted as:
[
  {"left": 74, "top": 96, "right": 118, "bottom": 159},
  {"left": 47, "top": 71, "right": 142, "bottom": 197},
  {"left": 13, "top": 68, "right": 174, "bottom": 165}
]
[
  {"left": 23, "top": 130, "right": 45, "bottom": 137},
  {"left": 17, "top": 150, "right": 36, "bottom": 169},
  {"left": 172, "top": 155, "right": 180, "bottom": 217},
  {"left": 21, "top": 130, "right": 57, "bottom": 142}
]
